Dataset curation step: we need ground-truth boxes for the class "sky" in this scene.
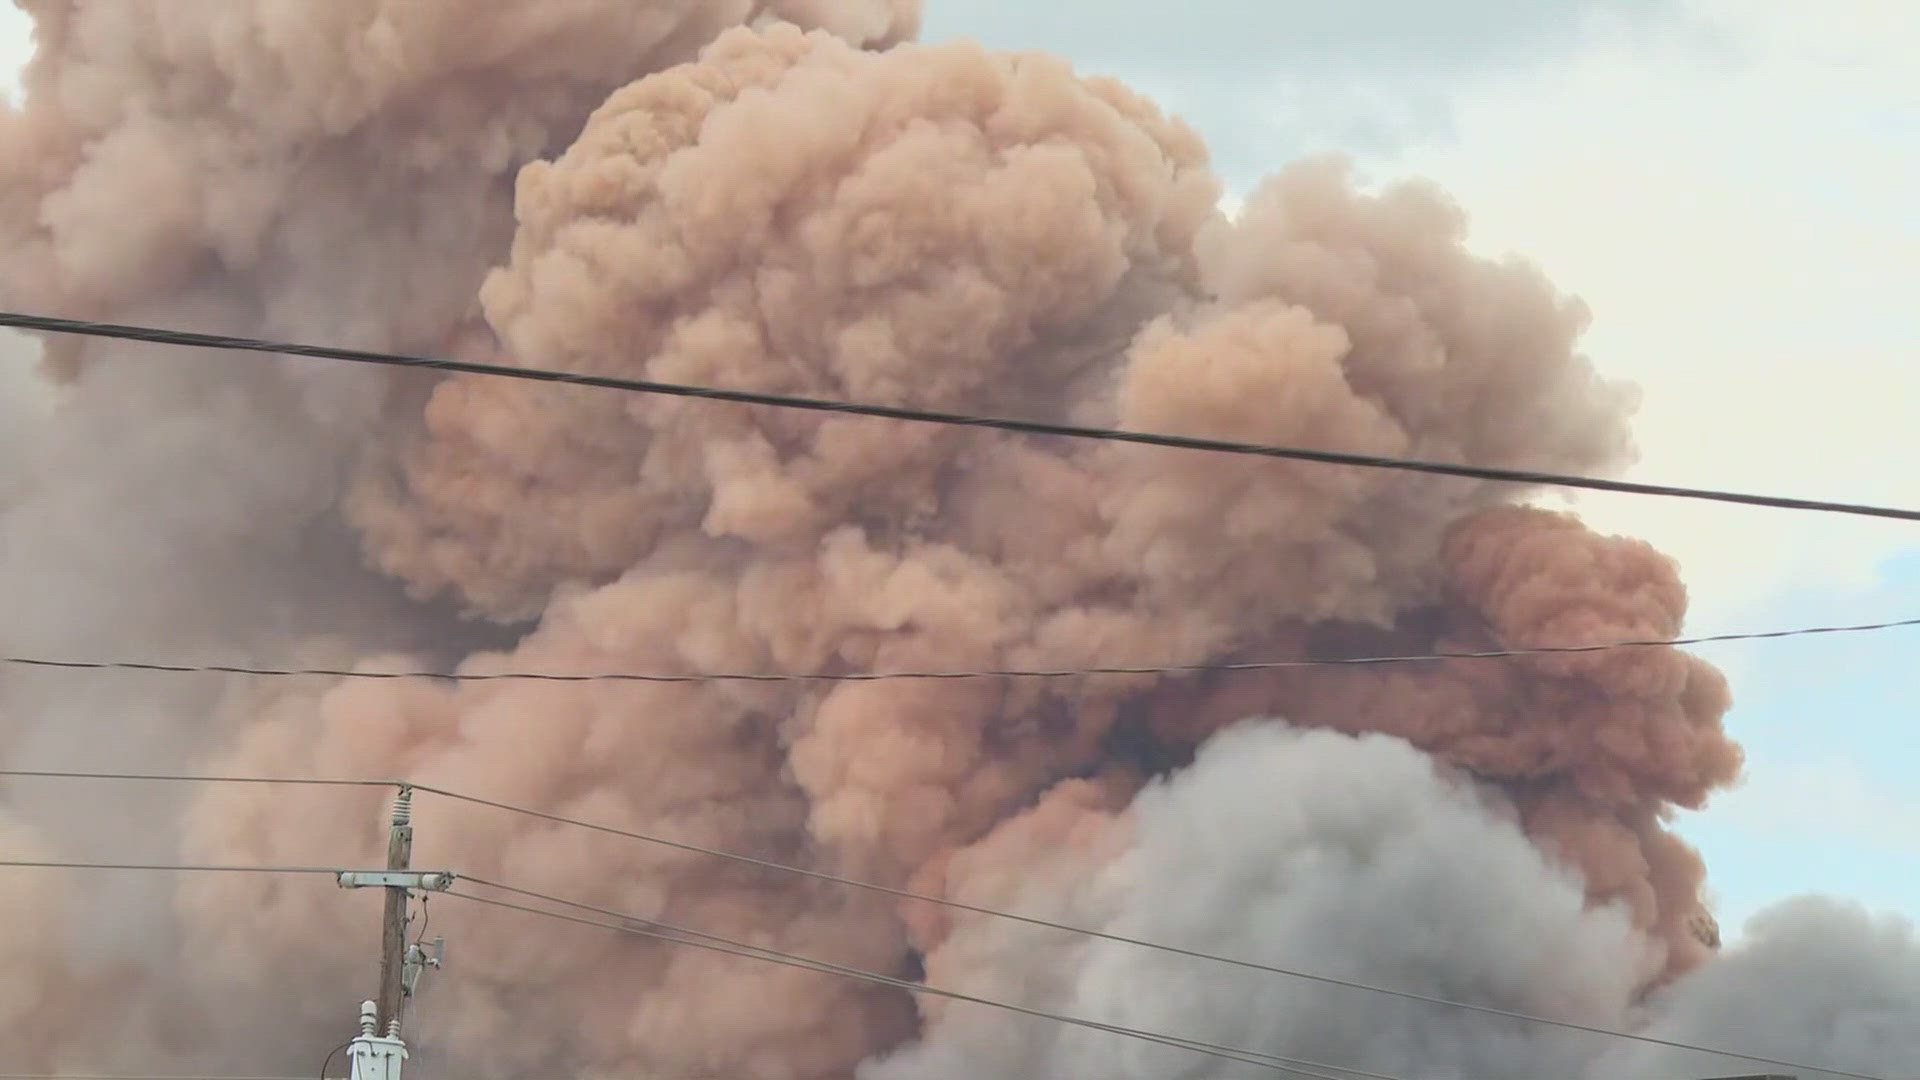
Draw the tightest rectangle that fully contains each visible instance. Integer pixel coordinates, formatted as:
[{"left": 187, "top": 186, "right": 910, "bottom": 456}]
[{"left": 2, "top": 1, "right": 1916, "bottom": 936}]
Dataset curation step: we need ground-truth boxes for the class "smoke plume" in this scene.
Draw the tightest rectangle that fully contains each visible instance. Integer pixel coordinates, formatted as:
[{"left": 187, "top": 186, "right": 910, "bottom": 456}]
[
  {"left": 0, "top": 3, "right": 1909, "bottom": 1079},
  {"left": 869, "top": 723, "right": 1653, "bottom": 1080},
  {"left": 875, "top": 725, "right": 1920, "bottom": 1080},
  {"left": 1601, "top": 898, "right": 1920, "bottom": 1080}
]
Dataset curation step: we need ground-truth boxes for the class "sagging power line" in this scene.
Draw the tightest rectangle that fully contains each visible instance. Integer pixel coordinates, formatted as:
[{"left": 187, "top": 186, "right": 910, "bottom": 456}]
[
  {"left": 447, "top": 883, "right": 1388, "bottom": 1080},
  {"left": 0, "top": 794, "right": 1378, "bottom": 1079},
  {"left": 0, "top": 769, "right": 1884, "bottom": 1080},
  {"left": 0, "top": 1067, "right": 356, "bottom": 1080},
  {"left": 0, "top": 859, "right": 346, "bottom": 876},
  {"left": 0, "top": 791, "right": 452, "bottom": 1080},
  {"left": 4, "top": 311, "right": 1918, "bottom": 523},
  {"left": 3, "top": 615, "right": 1917, "bottom": 685}
]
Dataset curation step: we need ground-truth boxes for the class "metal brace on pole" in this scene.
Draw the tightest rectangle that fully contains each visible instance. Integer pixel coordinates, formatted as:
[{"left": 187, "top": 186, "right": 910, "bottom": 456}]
[{"left": 337, "top": 870, "right": 457, "bottom": 892}]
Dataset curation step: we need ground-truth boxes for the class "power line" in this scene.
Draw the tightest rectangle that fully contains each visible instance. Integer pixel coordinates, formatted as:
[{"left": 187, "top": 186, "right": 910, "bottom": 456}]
[
  {"left": 314, "top": 1039, "right": 353, "bottom": 1080},
  {"left": 0, "top": 770, "right": 392, "bottom": 788},
  {"left": 419, "top": 787, "right": 1887, "bottom": 1080},
  {"left": 0, "top": 772, "right": 1889, "bottom": 1079},
  {"left": 0, "top": 1074, "right": 314, "bottom": 1079},
  {"left": 446, "top": 884, "right": 1389, "bottom": 1080},
  {"left": 4, "top": 615, "right": 1918, "bottom": 685},
  {"left": 461, "top": 877, "right": 1387, "bottom": 1080},
  {"left": 0, "top": 859, "right": 344, "bottom": 875},
  {"left": 4, "top": 311, "right": 1918, "bottom": 524}
]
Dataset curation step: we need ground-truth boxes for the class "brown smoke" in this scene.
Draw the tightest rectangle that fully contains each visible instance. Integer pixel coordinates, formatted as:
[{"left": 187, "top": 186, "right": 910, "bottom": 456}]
[
  {"left": 1148, "top": 504, "right": 1740, "bottom": 972},
  {"left": 1, "top": 1, "right": 913, "bottom": 342},
  {"left": 187, "top": 24, "right": 1718, "bottom": 1076},
  {"left": 0, "top": 0, "right": 920, "bottom": 1071},
  {"left": 0, "top": 5, "right": 1754, "bottom": 1078}
]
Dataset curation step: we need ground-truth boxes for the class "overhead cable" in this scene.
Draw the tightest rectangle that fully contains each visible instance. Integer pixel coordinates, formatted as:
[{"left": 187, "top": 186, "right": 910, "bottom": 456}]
[
  {"left": 446, "top": 884, "right": 1387, "bottom": 1080},
  {"left": 0, "top": 769, "right": 1883, "bottom": 1079},
  {"left": 0, "top": 859, "right": 345, "bottom": 875},
  {"left": 4, "top": 615, "right": 1918, "bottom": 685},
  {"left": 4, "top": 311, "right": 1917, "bottom": 523},
  {"left": 423, "top": 787, "right": 1887, "bottom": 1080},
  {"left": 0, "top": 769, "right": 391, "bottom": 787},
  {"left": 0, "top": 1074, "right": 315, "bottom": 1080}
]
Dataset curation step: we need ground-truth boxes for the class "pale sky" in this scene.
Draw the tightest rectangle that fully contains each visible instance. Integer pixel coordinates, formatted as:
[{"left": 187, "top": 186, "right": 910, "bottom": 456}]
[{"left": 4, "top": 2, "right": 1917, "bottom": 933}]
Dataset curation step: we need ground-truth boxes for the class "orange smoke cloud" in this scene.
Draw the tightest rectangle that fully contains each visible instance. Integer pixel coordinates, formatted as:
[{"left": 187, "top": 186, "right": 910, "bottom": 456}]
[
  {"left": 1156, "top": 505, "right": 1740, "bottom": 971},
  {"left": 0, "top": 5, "right": 1763, "bottom": 1079}
]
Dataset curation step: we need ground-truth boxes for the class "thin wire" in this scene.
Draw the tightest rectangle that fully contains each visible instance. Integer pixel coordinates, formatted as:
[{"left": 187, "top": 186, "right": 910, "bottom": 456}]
[
  {"left": 5, "top": 615, "right": 1918, "bottom": 685},
  {"left": 423, "top": 788, "right": 1888, "bottom": 1080},
  {"left": 411, "top": 895, "right": 431, "bottom": 950},
  {"left": 0, "top": 1075, "right": 315, "bottom": 1080},
  {"left": 0, "top": 859, "right": 343, "bottom": 875},
  {"left": 0, "top": 770, "right": 1889, "bottom": 1079},
  {"left": 0, "top": 769, "right": 392, "bottom": 787},
  {"left": 445, "top": 885, "right": 1385, "bottom": 1080},
  {"left": 316, "top": 1038, "right": 354, "bottom": 1080},
  {"left": 5, "top": 311, "right": 1918, "bottom": 523}
]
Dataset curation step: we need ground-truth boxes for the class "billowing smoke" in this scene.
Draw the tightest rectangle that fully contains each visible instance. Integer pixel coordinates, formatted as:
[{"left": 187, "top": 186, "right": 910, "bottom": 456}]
[
  {"left": 869, "top": 723, "right": 1653, "bottom": 1080},
  {"left": 0, "top": 3, "right": 1908, "bottom": 1079},
  {"left": 1600, "top": 898, "right": 1920, "bottom": 1080},
  {"left": 873, "top": 725, "right": 1919, "bottom": 1080}
]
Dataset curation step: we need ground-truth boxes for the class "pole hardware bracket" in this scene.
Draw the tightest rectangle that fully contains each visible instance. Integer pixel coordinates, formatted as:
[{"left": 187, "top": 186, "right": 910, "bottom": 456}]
[{"left": 337, "top": 870, "right": 457, "bottom": 892}]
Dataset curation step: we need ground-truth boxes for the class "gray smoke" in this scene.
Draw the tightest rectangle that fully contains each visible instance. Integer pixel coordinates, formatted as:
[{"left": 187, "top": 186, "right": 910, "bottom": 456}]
[
  {"left": 1602, "top": 898, "right": 1920, "bottom": 1080},
  {"left": 866, "top": 722, "right": 1648, "bottom": 1080},
  {"left": 868, "top": 722, "right": 1920, "bottom": 1080}
]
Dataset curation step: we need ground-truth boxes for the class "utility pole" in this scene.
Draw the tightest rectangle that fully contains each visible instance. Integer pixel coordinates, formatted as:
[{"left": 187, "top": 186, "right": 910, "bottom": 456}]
[
  {"left": 377, "top": 786, "right": 414, "bottom": 1034},
  {"left": 333, "top": 786, "right": 454, "bottom": 1080}
]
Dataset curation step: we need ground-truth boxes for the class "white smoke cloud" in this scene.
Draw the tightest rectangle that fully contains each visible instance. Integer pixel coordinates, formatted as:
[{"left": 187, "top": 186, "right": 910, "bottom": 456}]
[
  {"left": 869, "top": 724, "right": 1920, "bottom": 1080},
  {"left": 867, "top": 723, "right": 1655, "bottom": 1080},
  {"left": 1602, "top": 898, "right": 1920, "bottom": 1080}
]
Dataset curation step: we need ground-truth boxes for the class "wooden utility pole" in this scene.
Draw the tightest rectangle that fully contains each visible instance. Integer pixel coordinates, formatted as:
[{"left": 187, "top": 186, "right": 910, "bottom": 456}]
[
  {"left": 376, "top": 786, "right": 415, "bottom": 1036},
  {"left": 334, "top": 787, "right": 450, "bottom": 1080}
]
